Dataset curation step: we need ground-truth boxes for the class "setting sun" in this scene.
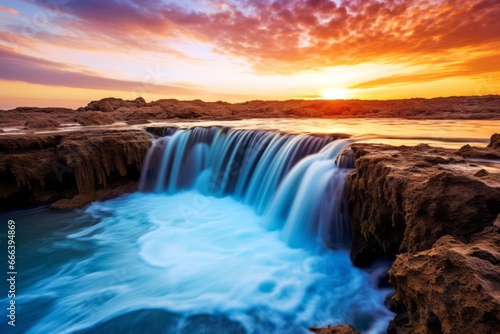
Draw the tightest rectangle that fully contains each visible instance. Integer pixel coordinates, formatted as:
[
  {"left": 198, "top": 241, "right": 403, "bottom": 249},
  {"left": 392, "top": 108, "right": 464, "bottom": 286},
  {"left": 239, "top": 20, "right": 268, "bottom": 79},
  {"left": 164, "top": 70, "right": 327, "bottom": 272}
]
[
  {"left": 320, "top": 89, "right": 351, "bottom": 100},
  {"left": 0, "top": 0, "right": 499, "bottom": 108}
]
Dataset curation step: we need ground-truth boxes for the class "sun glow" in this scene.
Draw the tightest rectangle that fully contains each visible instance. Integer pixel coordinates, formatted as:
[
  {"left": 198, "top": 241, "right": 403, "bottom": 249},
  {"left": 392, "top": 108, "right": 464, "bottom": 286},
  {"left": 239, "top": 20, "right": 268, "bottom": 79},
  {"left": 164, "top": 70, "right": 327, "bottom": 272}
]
[{"left": 321, "top": 89, "right": 351, "bottom": 100}]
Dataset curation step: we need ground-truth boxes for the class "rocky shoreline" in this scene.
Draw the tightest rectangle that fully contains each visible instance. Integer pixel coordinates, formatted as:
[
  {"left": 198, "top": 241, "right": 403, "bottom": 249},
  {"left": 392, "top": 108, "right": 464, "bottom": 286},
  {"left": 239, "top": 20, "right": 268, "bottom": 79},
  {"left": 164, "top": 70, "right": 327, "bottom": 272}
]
[{"left": 0, "top": 118, "right": 498, "bottom": 333}]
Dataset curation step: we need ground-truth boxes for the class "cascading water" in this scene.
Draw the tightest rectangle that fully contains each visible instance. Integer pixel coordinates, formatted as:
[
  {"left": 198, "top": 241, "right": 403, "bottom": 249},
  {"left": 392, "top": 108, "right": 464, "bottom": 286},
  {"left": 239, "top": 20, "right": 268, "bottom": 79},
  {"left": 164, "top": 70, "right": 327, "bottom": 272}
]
[
  {"left": 1, "top": 126, "right": 394, "bottom": 334},
  {"left": 140, "top": 126, "right": 354, "bottom": 248}
]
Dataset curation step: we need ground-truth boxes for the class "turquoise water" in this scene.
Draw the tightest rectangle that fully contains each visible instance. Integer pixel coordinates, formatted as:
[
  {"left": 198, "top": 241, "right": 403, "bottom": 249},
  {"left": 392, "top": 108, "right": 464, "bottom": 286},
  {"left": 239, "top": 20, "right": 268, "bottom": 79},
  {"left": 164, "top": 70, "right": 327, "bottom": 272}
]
[
  {"left": 1, "top": 127, "right": 395, "bottom": 333},
  {"left": 1, "top": 194, "right": 392, "bottom": 334}
]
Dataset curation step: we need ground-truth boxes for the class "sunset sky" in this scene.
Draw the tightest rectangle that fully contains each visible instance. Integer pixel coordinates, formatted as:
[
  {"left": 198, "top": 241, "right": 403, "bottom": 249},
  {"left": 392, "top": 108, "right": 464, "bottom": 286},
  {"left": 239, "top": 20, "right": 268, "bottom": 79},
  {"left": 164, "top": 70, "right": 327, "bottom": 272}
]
[{"left": 1, "top": 0, "right": 499, "bottom": 109}]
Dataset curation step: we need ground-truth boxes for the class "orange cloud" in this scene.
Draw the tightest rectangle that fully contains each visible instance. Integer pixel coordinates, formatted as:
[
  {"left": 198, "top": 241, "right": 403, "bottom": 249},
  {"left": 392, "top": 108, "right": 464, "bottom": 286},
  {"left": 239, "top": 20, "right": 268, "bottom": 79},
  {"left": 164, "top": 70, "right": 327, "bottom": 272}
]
[
  {"left": 159, "top": 0, "right": 500, "bottom": 73},
  {"left": 19, "top": 0, "right": 500, "bottom": 74},
  {"left": 352, "top": 54, "right": 500, "bottom": 89},
  {"left": 3, "top": 0, "right": 499, "bottom": 100},
  {"left": 0, "top": 6, "right": 19, "bottom": 15}
]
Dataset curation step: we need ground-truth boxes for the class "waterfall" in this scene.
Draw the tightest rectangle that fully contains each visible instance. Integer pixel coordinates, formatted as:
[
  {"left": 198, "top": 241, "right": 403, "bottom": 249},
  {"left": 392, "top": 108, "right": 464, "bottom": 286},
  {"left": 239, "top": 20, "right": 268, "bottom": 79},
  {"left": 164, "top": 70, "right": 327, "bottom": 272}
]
[
  {"left": 140, "top": 127, "right": 355, "bottom": 249},
  {"left": 13, "top": 126, "right": 395, "bottom": 334}
]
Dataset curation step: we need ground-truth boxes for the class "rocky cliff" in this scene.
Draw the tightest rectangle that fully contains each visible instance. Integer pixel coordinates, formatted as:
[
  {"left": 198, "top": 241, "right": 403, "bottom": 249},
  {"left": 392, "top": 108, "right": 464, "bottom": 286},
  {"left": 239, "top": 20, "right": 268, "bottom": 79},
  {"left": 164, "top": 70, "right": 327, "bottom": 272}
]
[
  {"left": 0, "top": 129, "right": 151, "bottom": 210},
  {"left": 347, "top": 135, "right": 500, "bottom": 333}
]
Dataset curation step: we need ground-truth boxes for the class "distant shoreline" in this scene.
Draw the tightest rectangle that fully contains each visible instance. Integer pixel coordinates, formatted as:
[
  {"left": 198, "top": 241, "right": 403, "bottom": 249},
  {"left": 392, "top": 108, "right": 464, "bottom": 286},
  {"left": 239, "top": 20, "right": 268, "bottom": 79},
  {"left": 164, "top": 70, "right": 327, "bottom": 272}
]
[{"left": 1, "top": 95, "right": 500, "bottom": 129}]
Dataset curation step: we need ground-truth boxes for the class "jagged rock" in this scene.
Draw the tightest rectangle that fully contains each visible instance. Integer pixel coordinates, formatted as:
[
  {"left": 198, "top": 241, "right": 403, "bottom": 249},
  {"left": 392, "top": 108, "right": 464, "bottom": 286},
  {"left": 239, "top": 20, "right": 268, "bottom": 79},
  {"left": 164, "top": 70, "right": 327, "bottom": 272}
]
[
  {"left": 388, "top": 227, "right": 500, "bottom": 334},
  {"left": 25, "top": 119, "right": 60, "bottom": 129},
  {"left": 348, "top": 143, "right": 500, "bottom": 266},
  {"left": 51, "top": 193, "right": 96, "bottom": 210},
  {"left": 474, "top": 169, "right": 489, "bottom": 177},
  {"left": 85, "top": 98, "right": 116, "bottom": 112},
  {"left": 309, "top": 324, "right": 360, "bottom": 334}
]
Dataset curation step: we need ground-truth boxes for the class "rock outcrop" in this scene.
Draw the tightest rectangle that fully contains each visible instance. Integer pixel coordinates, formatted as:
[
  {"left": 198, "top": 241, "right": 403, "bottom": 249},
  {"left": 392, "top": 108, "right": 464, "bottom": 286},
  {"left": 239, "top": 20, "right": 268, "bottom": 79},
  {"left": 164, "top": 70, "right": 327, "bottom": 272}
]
[
  {"left": 348, "top": 141, "right": 500, "bottom": 266},
  {"left": 0, "top": 129, "right": 151, "bottom": 209},
  {"left": 348, "top": 135, "right": 500, "bottom": 333}
]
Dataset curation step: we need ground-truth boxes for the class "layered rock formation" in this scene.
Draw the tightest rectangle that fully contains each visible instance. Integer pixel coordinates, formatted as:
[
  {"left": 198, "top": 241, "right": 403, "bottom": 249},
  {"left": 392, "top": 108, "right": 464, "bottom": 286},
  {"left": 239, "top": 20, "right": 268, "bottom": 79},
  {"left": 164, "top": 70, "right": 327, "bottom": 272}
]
[
  {"left": 347, "top": 135, "right": 500, "bottom": 333},
  {"left": 0, "top": 129, "right": 151, "bottom": 210}
]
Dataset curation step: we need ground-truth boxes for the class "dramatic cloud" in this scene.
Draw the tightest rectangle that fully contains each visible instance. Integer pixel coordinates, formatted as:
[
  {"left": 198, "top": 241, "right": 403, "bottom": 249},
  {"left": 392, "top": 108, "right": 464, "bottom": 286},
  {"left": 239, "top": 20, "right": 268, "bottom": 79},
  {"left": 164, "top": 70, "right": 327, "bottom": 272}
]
[
  {"left": 1, "top": 0, "right": 499, "bottom": 107},
  {"left": 0, "top": 46, "right": 205, "bottom": 95},
  {"left": 22, "top": 0, "right": 500, "bottom": 73}
]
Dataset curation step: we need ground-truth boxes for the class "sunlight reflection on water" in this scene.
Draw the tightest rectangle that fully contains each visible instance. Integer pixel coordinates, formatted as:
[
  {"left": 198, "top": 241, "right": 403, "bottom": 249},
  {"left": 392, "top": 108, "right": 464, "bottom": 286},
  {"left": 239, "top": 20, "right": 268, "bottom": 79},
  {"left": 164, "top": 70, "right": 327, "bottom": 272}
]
[{"left": 147, "top": 118, "right": 500, "bottom": 149}]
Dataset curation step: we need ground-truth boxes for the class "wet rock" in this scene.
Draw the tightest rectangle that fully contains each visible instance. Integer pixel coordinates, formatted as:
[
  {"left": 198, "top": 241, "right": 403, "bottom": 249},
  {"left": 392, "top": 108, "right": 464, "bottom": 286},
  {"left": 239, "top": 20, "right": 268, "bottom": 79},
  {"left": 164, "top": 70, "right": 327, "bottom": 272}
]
[
  {"left": 309, "top": 324, "right": 360, "bottom": 334},
  {"left": 51, "top": 182, "right": 137, "bottom": 209},
  {"left": 51, "top": 193, "right": 96, "bottom": 210},
  {"left": 348, "top": 140, "right": 500, "bottom": 334}
]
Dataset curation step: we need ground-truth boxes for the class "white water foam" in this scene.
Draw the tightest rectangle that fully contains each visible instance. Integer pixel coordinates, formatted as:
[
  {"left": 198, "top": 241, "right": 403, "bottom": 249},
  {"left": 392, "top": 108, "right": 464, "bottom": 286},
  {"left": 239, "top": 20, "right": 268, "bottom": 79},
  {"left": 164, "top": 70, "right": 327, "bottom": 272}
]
[{"left": 18, "top": 192, "right": 393, "bottom": 334}]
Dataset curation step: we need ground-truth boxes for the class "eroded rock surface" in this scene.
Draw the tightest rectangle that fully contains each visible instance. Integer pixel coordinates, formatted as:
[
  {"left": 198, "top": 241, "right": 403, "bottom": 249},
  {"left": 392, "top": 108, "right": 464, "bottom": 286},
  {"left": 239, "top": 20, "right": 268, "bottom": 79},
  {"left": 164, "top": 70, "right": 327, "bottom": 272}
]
[
  {"left": 348, "top": 135, "right": 500, "bottom": 333},
  {"left": 348, "top": 141, "right": 500, "bottom": 265},
  {"left": 389, "top": 226, "right": 500, "bottom": 334},
  {"left": 0, "top": 129, "right": 151, "bottom": 209}
]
